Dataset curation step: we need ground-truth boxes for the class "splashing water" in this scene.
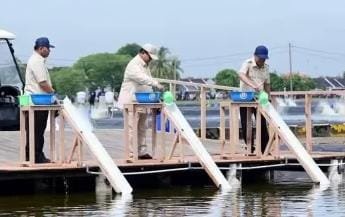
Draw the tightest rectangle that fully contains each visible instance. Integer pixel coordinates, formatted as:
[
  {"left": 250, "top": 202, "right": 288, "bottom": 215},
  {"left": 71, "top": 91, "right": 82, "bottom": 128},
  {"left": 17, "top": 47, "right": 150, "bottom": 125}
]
[
  {"left": 275, "top": 98, "right": 287, "bottom": 107},
  {"left": 332, "top": 101, "right": 345, "bottom": 115},
  {"left": 285, "top": 97, "right": 297, "bottom": 106},
  {"left": 317, "top": 100, "right": 336, "bottom": 115}
]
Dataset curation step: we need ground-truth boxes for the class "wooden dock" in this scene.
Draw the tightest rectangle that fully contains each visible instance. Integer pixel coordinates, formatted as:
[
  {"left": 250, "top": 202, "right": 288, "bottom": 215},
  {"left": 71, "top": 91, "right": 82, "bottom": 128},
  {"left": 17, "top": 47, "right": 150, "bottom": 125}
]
[
  {"left": 2, "top": 86, "right": 345, "bottom": 193},
  {"left": 0, "top": 129, "right": 344, "bottom": 184}
]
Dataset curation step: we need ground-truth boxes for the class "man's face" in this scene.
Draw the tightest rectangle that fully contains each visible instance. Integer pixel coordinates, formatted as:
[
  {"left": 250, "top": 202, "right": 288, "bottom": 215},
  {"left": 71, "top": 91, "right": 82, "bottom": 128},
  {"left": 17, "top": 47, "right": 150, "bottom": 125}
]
[
  {"left": 38, "top": 46, "right": 51, "bottom": 58},
  {"left": 255, "top": 55, "right": 266, "bottom": 68},
  {"left": 140, "top": 50, "right": 152, "bottom": 64}
]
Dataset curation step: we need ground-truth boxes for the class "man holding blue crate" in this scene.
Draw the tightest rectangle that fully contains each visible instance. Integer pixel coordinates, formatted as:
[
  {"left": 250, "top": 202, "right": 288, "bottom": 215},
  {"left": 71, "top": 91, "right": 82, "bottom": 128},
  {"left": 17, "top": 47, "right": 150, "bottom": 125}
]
[
  {"left": 238, "top": 45, "right": 270, "bottom": 154},
  {"left": 118, "top": 43, "right": 164, "bottom": 160},
  {"left": 24, "top": 37, "right": 55, "bottom": 163}
]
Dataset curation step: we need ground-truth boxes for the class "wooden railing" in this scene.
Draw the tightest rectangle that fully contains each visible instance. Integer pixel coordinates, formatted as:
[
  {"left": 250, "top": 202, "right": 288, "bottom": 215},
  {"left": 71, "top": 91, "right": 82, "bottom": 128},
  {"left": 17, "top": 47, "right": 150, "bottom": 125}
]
[
  {"left": 156, "top": 78, "right": 345, "bottom": 152},
  {"left": 271, "top": 90, "right": 345, "bottom": 152},
  {"left": 156, "top": 78, "right": 238, "bottom": 140}
]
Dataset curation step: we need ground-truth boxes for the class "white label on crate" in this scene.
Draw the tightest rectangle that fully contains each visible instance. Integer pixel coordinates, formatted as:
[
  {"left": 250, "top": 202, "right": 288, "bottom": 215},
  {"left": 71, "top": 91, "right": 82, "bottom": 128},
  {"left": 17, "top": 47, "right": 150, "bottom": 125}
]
[
  {"left": 149, "top": 93, "right": 156, "bottom": 101},
  {"left": 240, "top": 92, "right": 247, "bottom": 99}
]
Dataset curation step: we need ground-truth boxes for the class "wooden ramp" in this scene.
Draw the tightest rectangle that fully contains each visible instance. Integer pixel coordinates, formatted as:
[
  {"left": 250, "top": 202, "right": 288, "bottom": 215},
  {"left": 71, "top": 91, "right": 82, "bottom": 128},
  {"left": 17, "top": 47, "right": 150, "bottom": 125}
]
[
  {"left": 62, "top": 98, "right": 132, "bottom": 194},
  {"left": 260, "top": 103, "right": 330, "bottom": 185},
  {"left": 163, "top": 103, "right": 231, "bottom": 190}
]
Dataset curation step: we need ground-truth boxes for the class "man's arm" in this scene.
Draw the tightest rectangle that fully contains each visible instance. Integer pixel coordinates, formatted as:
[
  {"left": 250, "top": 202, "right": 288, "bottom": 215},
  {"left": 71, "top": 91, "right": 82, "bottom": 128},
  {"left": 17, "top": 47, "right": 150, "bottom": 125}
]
[
  {"left": 239, "top": 73, "right": 261, "bottom": 91},
  {"left": 39, "top": 81, "right": 55, "bottom": 93},
  {"left": 238, "top": 61, "right": 261, "bottom": 91},
  {"left": 126, "top": 66, "right": 163, "bottom": 89}
]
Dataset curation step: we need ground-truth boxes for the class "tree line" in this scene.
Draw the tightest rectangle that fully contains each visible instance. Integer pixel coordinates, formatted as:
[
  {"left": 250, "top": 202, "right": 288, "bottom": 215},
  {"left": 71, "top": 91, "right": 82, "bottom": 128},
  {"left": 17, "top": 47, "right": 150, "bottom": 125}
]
[
  {"left": 213, "top": 69, "right": 316, "bottom": 91},
  {"left": 49, "top": 43, "right": 183, "bottom": 97},
  {"left": 47, "top": 43, "right": 317, "bottom": 98}
]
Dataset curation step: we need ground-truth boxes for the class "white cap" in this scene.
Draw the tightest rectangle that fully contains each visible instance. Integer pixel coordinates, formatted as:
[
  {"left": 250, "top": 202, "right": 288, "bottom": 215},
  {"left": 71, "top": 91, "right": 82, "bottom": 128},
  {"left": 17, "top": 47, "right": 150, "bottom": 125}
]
[{"left": 141, "top": 43, "right": 159, "bottom": 60}]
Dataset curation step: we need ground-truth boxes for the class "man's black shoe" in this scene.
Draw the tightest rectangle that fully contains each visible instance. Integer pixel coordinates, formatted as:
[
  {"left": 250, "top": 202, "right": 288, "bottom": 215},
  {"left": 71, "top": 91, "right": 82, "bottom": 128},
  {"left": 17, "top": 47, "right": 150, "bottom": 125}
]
[
  {"left": 38, "top": 157, "right": 51, "bottom": 163},
  {"left": 36, "top": 153, "right": 51, "bottom": 163},
  {"left": 138, "top": 153, "right": 152, "bottom": 160}
]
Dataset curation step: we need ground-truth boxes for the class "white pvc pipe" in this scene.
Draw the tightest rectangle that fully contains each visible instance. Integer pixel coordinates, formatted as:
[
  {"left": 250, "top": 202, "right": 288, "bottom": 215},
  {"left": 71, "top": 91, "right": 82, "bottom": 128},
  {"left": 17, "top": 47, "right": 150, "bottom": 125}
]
[
  {"left": 164, "top": 103, "right": 231, "bottom": 190},
  {"left": 63, "top": 98, "right": 133, "bottom": 194},
  {"left": 262, "top": 103, "right": 330, "bottom": 186}
]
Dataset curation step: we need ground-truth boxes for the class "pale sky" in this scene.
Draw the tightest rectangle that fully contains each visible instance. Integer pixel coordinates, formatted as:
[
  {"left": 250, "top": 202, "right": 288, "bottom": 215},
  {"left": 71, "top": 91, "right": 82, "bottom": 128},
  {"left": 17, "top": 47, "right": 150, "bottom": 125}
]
[{"left": 1, "top": 0, "right": 345, "bottom": 78}]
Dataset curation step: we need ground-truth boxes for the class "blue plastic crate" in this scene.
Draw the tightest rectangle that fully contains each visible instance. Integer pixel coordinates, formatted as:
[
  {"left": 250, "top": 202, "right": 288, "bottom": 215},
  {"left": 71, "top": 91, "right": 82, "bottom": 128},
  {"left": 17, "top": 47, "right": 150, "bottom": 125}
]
[
  {"left": 31, "top": 93, "right": 55, "bottom": 105},
  {"left": 135, "top": 92, "right": 161, "bottom": 103},
  {"left": 229, "top": 91, "right": 255, "bottom": 102}
]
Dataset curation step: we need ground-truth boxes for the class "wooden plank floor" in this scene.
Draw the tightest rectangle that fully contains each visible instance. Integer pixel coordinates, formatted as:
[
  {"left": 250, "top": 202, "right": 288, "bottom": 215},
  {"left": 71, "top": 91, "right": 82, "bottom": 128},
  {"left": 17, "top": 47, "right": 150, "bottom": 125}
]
[{"left": 0, "top": 129, "right": 344, "bottom": 172}]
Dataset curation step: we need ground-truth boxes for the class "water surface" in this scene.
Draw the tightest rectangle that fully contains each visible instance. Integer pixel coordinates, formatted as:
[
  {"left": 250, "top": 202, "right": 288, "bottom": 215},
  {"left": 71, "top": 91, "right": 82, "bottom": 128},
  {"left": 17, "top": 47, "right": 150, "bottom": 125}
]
[{"left": 0, "top": 180, "right": 344, "bottom": 216}]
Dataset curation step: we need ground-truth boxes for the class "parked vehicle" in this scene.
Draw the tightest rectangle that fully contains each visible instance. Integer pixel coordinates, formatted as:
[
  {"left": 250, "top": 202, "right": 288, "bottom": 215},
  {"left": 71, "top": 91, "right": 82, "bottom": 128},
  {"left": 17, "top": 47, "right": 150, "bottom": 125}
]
[{"left": 0, "top": 29, "right": 25, "bottom": 130}]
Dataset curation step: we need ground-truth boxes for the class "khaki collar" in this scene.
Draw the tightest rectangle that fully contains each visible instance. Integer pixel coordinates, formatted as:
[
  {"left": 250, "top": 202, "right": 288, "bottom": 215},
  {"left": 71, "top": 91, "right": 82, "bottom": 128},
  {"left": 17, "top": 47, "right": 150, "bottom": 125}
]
[
  {"left": 251, "top": 56, "right": 267, "bottom": 69},
  {"left": 136, "top": 54, "right": 148, "bottom": 67},
  {"left": 33, "top": 51, "right": 46, "bottom": 62}
]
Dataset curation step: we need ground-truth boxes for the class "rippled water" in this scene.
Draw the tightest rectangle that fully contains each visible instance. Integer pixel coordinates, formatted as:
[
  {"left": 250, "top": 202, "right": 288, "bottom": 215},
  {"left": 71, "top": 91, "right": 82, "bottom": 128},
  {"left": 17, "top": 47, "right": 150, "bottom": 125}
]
[{"left": 0, "top": 180, "right": 344, "bottom": 216}]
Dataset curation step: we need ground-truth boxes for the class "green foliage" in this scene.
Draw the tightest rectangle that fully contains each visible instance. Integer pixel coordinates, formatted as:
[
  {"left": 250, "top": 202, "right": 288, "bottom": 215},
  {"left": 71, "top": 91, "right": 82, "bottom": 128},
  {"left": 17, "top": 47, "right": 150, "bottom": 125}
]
[
  {"left": 283, "top": 73, "right": 316, "bottom": 91},
  {"left": 50, "top": 68, "right": 86, "bottom": 97},
  {"left": 213, "top": 69, "right": 239, "bottom": 87},
  {"left": 150, "top": 47, "right": 183, "bottom": 79},
  {"left": 50, "top": 66, "right": 70, "bottom": 73},
  {"left": 73, "top": 53, "right": 131, "bottom": 92},
  {"left": 44, "top": 44, "right": 182, "bottom": 97},
  {"left": 270, "top": 72, "right": 285, "bottom": 91},
  {"left": 116, "top": 43, "right": 141, "bottom": 57}
]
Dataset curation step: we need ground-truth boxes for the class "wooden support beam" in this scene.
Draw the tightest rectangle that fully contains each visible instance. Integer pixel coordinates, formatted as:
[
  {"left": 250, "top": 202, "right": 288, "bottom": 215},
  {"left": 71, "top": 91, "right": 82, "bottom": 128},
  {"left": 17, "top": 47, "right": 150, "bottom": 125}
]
[
  {"left": 179, "top": 134, "right": 184, "bottom": 161},
  {"left": 305, "top": 94, "right": 313, "bottom": 152},
  {"left": 246, "top": 108, "right": 253, "bottom": 154},
  {"left": 200, "top": 87, "right": 207, "bottom": 140},
  {"left": 77, "top": 136, "right": 83, "bottom": 166},
  {"left": 263, "top": 129, "right": 275, "bottom": 156},
  {"left": 274, "top": 132, "right": 280, "bottom": 157},
  {"left": 49, "top": 111, "right": 56, "bottom": 162},
  {"left": 168, "top": 133, "right": 179, "bottom": 160},
  {"left": 67, "top": 136, "right": 78, "bottom": 163},
  {"left": 255, "top": 108, "right": 262, "bottom": 157},
  {"left": 161, "top": 114, "right": 168, "bottom": 161},
  {"left": 29, "top": 108, "right": 35, "bottom": 165},
  {"left": 151, "top": 109, "right": 157, "bottom": 158},
  {"left": 123, "top": 103, "right": 163, "bottom": 161},
  {"left": 219, "top": 104, "right": 226, "bottom": 157},
  {"left": 20, "top": 105, "right": 62, "bottom": 166},
  {"left": 59, "top": 114, "right": 65, "bottom": 163},
  {"left": 19, "top": 109, "right": 26, "bottom": 163},
  {"left": 123, "top": 107, "right": 129, "bottom": 160},
  {"left": 230, "top": 103, "right": 239, "bottom": 156},
  {"left": 133, "top": 108, "right": 139, "bottom": 161}
]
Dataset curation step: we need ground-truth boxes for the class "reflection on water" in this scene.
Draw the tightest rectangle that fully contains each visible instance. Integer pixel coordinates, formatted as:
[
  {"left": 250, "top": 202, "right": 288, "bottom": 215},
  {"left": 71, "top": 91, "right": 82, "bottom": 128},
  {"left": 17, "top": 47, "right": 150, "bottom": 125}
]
[{"left": 0, "top": 180, "right": 344, "bottom": 216}]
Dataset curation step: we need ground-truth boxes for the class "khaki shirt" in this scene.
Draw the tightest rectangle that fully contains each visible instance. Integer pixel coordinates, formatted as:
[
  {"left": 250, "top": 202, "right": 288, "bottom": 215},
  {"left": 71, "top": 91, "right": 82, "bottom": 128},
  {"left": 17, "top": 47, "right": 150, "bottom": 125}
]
[
  {"left": 117, "top": 54, "right": 159, "bottom": 109},
  {"left": 239, "top": 57, "right": 270, "bottom": 91},
  {"left": 24, "top": 51, "right": 52, "bottom": 94}
]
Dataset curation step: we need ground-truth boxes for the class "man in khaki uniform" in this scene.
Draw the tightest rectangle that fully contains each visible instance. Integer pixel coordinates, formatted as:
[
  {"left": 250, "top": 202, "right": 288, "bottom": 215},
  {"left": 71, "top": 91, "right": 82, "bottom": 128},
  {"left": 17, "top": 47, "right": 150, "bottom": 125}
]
[
  {"left": 118, "top": 43, "right": 164, "bottom": 159},
  {"left": 25, "top": 37, "right": 55, "bottom": 163},
  {"left": 238, "top": 45, "right": 270, "bottom": 153}
]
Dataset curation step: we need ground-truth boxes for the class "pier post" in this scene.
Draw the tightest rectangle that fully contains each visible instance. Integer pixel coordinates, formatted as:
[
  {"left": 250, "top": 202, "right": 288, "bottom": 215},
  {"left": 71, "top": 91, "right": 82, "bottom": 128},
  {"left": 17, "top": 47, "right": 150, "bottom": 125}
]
[
  {"left": 227, "top": 164, "right": 241, "bottom": 187},
  {"left": 305, "top": 94, "right": 313, "bottom": 152},
  {"left": 200, "top": 87, "right": 207, "bottom": 140},
  {"left": 328, "top": 159, "right": 343, "bottom": 183}
]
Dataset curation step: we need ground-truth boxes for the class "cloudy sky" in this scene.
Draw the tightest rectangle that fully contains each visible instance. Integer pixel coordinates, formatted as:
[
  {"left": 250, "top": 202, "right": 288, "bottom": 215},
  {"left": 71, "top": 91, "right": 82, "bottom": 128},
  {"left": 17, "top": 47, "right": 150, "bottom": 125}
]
[{"left": 1, "top": 0, "right": 345, "bottom": 78}]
